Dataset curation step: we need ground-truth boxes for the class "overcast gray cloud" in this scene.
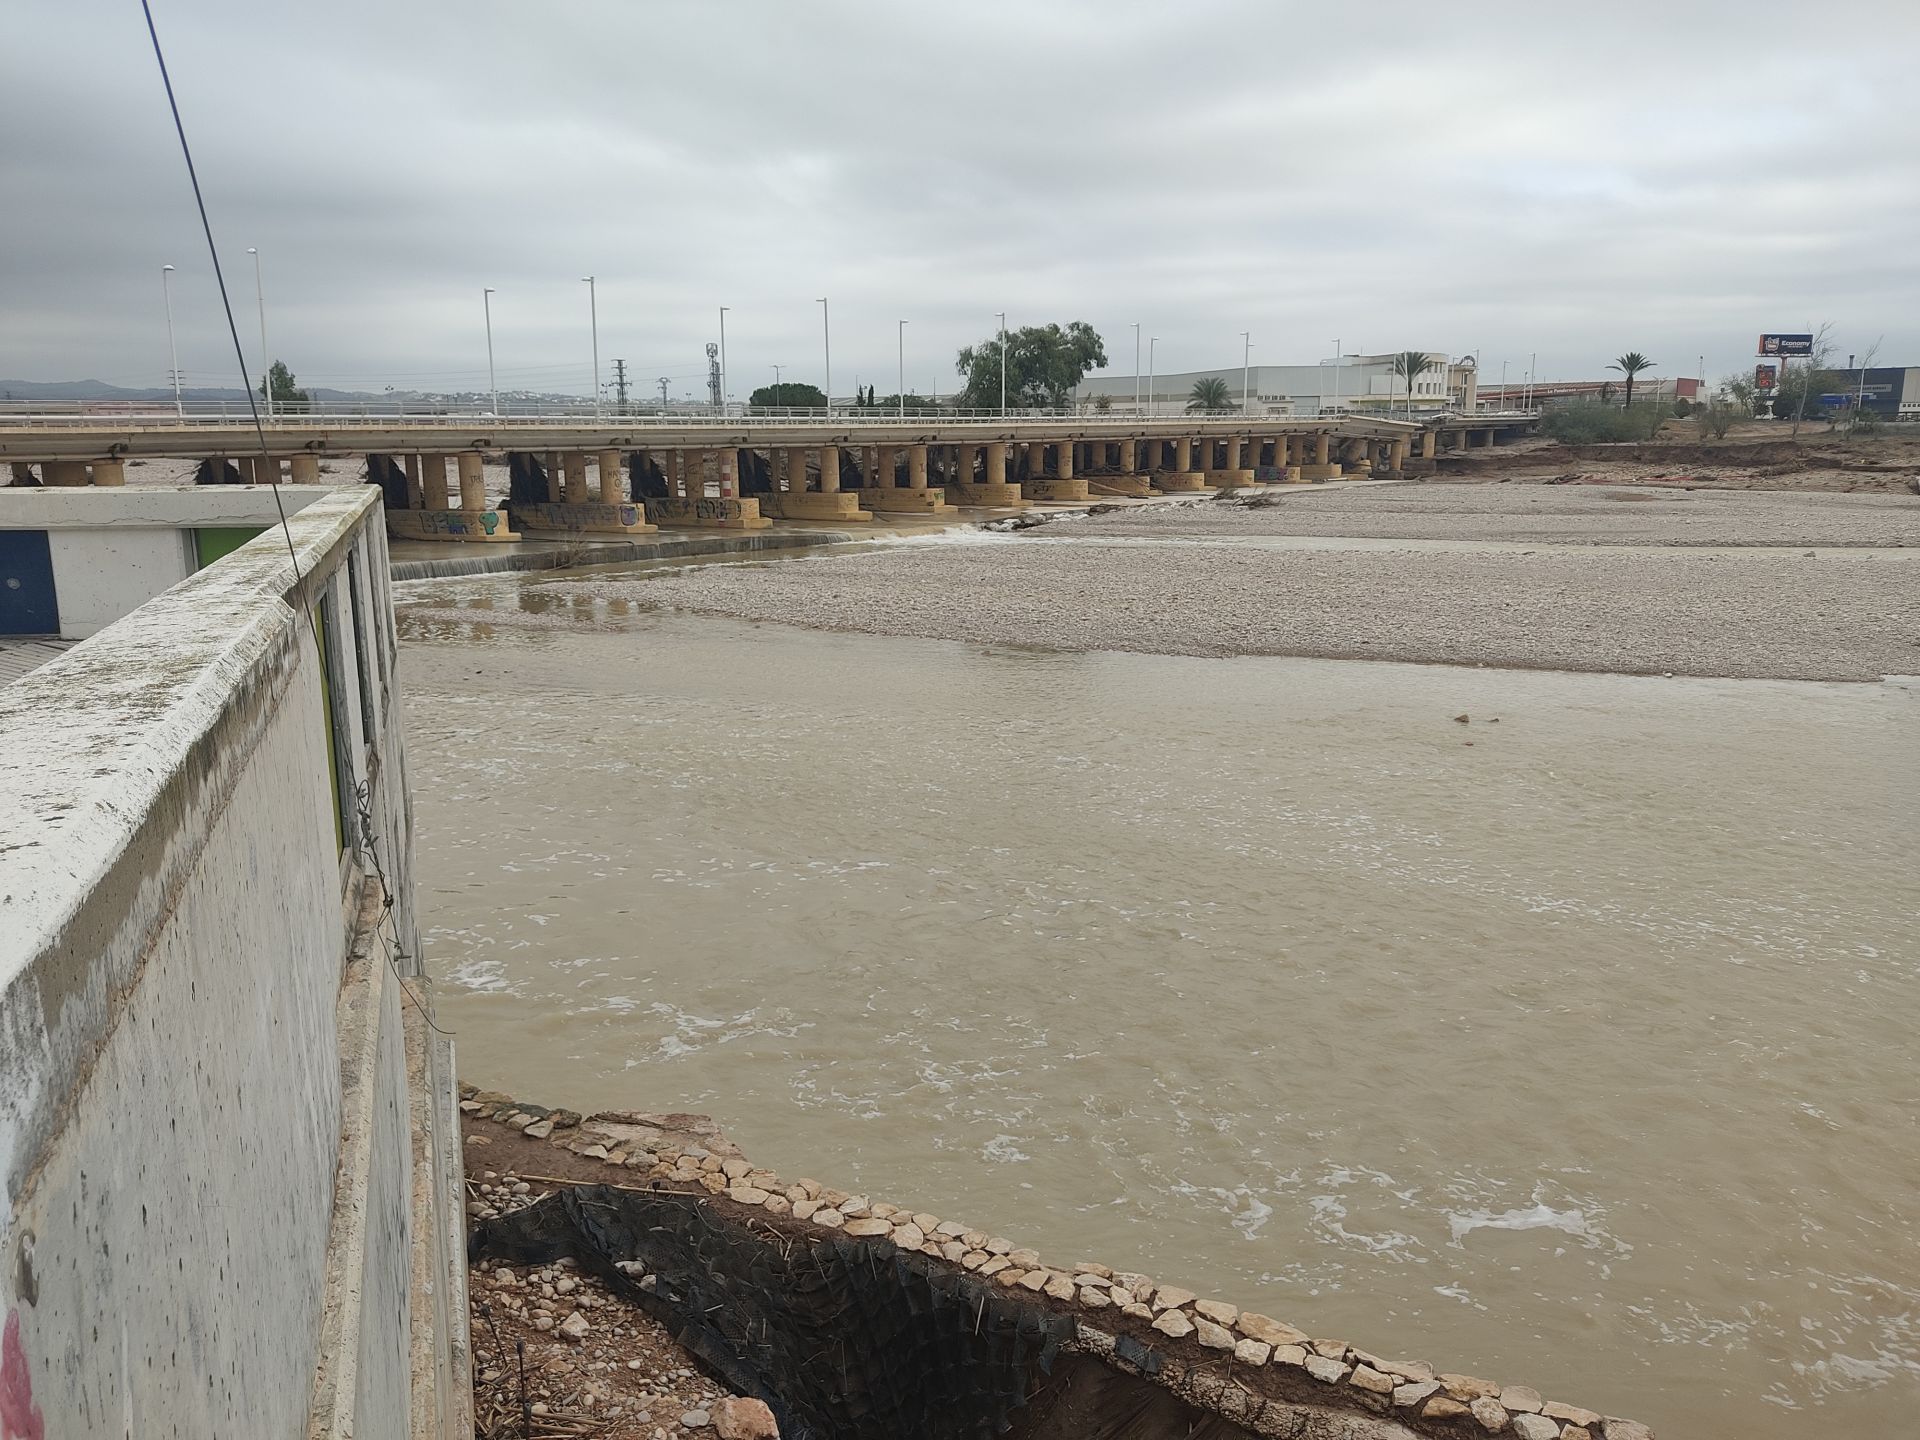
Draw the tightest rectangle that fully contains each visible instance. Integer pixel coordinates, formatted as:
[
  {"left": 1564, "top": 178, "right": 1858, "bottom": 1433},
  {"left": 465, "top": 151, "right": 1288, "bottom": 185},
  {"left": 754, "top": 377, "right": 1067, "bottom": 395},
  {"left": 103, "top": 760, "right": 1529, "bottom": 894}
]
[{"left": 4, "top": 0, "right": 1917, "bottom": 397}]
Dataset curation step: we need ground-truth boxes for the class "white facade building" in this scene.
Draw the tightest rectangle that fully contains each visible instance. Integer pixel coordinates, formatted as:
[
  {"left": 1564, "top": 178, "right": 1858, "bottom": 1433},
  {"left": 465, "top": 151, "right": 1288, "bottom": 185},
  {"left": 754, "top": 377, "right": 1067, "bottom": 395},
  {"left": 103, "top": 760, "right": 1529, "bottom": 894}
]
[{"left": 1076, "top": 352, "right": 1476, "bottom": 417}]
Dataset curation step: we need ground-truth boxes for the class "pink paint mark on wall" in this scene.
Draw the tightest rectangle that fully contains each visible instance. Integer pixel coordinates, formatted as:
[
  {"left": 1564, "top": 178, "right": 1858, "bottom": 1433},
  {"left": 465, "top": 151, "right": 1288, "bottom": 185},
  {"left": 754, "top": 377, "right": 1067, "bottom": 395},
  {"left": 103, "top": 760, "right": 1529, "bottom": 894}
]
[{"left": 0, "top": 1311, "right": 43, "bottom": 1440}]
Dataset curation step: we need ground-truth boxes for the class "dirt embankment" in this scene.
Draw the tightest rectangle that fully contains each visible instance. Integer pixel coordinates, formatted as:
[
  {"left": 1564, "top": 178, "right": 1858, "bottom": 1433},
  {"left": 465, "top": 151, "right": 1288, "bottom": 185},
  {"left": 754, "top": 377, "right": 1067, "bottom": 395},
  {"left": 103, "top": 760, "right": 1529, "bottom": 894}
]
[{"left": 1433, "top": 424, "right": 1920, "bottom": 494}]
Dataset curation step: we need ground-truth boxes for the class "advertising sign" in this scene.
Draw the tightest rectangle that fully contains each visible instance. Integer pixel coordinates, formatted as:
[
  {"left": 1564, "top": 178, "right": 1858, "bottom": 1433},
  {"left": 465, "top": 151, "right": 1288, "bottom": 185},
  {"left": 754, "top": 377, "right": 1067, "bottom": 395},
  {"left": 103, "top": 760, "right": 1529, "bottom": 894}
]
[
  {"left": 1758, "top": 334, "right": 1814, "bottom": 357},
  {"left": 1755, "top": 363, "right": 1777, "bottom": 390}
]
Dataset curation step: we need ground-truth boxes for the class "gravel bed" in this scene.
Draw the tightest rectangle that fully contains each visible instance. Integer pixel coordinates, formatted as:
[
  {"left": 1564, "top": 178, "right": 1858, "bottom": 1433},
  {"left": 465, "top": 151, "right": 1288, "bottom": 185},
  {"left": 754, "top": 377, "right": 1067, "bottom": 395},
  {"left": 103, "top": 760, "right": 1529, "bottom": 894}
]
[
  {"left": 1069, "top": 484, "right": 1920, "bottom": 548},
  {"left": 620, "top": 540, "right": 1917, "bottom": 681}
]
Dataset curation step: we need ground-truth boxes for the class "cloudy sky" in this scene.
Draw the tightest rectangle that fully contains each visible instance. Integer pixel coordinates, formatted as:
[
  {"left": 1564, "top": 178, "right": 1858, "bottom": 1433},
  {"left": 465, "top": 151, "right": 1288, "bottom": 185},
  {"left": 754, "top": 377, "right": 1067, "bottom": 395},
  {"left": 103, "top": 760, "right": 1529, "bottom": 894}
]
[{"left": 4, "top": 1, "right": 1916, "bottom": 398}]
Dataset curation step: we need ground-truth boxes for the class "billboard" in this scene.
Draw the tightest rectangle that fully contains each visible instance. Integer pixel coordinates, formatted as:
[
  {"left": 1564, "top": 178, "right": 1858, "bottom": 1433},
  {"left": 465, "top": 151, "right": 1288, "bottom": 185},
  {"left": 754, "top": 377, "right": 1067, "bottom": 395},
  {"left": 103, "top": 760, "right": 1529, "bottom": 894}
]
[
  {"left": 1758, "top": 334, "right": 1814, "bottom": 357},
  {"left": 1755, "top": 364, "right": 1777, "bottom": 390}
]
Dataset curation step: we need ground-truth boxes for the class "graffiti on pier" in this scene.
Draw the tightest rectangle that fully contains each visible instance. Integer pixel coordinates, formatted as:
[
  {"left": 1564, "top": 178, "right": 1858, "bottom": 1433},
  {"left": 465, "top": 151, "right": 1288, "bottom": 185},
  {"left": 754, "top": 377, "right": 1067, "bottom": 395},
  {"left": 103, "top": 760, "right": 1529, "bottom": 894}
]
[{"left": 514, "top": 502, "right": 654, "bottom": 534}]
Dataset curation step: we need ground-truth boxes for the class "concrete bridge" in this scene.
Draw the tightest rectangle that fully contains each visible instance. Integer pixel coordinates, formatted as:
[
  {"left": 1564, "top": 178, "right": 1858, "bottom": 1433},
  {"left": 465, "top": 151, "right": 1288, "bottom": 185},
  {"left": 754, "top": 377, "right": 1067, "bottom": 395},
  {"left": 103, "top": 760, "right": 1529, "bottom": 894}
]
[{"left": 0, "top": 415, "right": 1435, "bottom": 542}]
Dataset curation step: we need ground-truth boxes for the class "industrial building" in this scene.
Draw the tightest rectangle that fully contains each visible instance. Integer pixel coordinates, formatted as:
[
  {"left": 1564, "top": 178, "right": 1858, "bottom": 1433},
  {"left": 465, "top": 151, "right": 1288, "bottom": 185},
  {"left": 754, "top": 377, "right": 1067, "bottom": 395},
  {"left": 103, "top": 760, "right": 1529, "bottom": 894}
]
[{"left": 1076, "top": 352, "right": 1476, "bottom": 417}]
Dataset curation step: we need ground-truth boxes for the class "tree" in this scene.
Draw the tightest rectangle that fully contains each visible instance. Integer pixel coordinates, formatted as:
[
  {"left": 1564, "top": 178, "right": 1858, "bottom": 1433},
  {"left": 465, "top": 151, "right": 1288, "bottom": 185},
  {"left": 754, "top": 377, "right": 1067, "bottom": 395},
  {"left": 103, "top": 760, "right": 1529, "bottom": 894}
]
[
  {"left": 748, "top": 382, "right": 827, "bottom": 409},
  {"left": 1391, "top": 351, "right": 1438, "bottom": 415},
  {"left": 260, "top": 359, "right": 309, "bottom": 410},
  {"left": 1185, "top": 377, "right": 1234, "bottom": 413},
  {"left": 1093, "top": 393, "right": 1112, "bottom": 414},
  {"left": 954, "top": 322, "right": 1106, "bottom": 411},
  {"left": 1607, "top": 352, "right": 1655, "bottom": 409},
  {"left": 1772, "top": 324, "right": 1836, "bottom": 438}
]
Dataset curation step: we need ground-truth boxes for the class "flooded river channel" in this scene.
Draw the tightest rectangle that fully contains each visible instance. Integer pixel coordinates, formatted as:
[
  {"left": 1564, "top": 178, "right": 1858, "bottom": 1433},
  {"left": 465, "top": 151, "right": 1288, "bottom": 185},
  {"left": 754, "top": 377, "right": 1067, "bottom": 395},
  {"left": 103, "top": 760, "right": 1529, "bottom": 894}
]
[{"left": 401, "top": 561, "right": 1917, "bottom": 1438}]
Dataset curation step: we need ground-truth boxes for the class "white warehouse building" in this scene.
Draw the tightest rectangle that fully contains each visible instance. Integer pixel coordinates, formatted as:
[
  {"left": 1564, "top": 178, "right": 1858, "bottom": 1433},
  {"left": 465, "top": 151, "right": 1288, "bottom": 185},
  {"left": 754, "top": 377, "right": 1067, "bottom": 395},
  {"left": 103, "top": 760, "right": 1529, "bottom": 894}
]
[{"left": 1076, "top": 352, "right": 1477, "bottom": 417}]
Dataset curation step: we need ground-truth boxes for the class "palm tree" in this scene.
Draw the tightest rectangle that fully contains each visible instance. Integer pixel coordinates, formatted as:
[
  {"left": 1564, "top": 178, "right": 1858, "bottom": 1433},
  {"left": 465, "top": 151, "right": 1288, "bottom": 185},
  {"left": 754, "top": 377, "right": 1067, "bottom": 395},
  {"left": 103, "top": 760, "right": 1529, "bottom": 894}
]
[
  {"left": 1391, "top": 351, "right": 1438, "bottom": 415},
  {"left": 1608, "top": 352, "right": 1655, "bottom": 408},
  {"left": 1186, "top": 376, "right": 1234, "bottom": 413}
]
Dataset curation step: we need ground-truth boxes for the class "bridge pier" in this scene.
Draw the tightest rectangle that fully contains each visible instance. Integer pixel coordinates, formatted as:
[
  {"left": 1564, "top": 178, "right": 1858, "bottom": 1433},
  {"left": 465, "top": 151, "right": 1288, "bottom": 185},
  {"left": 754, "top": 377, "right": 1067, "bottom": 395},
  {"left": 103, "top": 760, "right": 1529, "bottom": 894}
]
[
  {"left": 1297, "top": 433, "right": 1343, "bottom": 482},
  {"left": 1022, "top": 438, "right": 1088, "bottom": 501},
  {"left": 854, "top": 442, "right": 954, "bottom": 514},
  {"left": 944, "top": 439, "right": 1030, "bottom": 507},
  {"left": 385, "top": 449, "right": 518, "bottom": 542},
  {"left": 643, "top": 447, "right": 770, "bottom": 527},
  {"left": 1153, "top": 435, "right": 1205, "bottom": 492},
  {"left": 1207, "top": 433, "right": 1257, "bottom": 489},
  {"left": 757, "top": 443, "right": 872, "bottom": 521}
]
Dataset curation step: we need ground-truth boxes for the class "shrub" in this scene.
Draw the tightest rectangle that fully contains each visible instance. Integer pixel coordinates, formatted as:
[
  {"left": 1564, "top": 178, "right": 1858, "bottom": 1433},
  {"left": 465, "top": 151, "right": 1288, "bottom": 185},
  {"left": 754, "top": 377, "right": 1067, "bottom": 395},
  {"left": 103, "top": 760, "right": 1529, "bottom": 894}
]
[
  {"left": 1540, "top": 401, "right": 1668, "bottom": 444},
  {"left": 1698, "top": 400, "right": 1740, "bottom": 439},
  {"left": 1672, "top": 397, "right": 1692, "bottom": 417}
]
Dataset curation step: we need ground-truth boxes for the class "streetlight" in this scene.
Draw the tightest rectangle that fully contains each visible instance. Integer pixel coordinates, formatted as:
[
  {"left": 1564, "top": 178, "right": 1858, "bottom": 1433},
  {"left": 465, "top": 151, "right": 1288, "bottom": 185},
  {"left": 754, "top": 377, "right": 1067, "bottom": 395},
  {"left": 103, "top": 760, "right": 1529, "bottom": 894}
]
[
  {"left": 897, "top": 320, "right": 908, "bottom": 418},
  {"left": 771, "top": 363, "right": 783, "bottom": 404},
  {"left": 581, "top": 276, "right": 599, "bottom": 416},
  {"left": 1148, "top": 337, "right": 1158, "bottom": 419},
  {"left": 246, "top": 247, "right": 268, "bottom": 417},
  {"left": 817, "top": 297, "right": 831, "bottom": 416},
  {"left": 996, "top": 311, "right": 1007, "bottom": 416},
  {"left": 1331, "top": 339, "right": 1341, "bottom": 414},
  {"left": 483, "top": 287, "right": 498, "bottom": 416},
  {"left": 718, "top": 306, "right": 730, "bottom": 417},
  {"left": 161, "top": 264, "right": 182, "bottom": 418},
  {"left": 1133, "top": 323, "right": 1141, "bottom": 416},
  {"left": 1241, "top": 331, "right": 1252, "bottom": 413}
]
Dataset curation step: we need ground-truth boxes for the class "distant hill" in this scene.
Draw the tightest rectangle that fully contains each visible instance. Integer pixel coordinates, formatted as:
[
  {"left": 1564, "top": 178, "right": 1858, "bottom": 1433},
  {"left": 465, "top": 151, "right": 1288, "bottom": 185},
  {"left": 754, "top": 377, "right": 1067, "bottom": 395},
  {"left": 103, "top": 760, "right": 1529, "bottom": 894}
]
[{"left": 0, "top": 379, "right": 373, "bottom": 403}]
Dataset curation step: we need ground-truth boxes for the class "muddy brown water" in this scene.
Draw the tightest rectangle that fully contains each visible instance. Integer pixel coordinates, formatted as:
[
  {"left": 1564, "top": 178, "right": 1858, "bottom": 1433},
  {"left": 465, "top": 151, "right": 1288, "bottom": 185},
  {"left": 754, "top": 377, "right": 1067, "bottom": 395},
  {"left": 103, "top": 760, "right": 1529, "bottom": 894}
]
[{"left": 401, "top": 567, "right": 1918, "bottom": 1439}]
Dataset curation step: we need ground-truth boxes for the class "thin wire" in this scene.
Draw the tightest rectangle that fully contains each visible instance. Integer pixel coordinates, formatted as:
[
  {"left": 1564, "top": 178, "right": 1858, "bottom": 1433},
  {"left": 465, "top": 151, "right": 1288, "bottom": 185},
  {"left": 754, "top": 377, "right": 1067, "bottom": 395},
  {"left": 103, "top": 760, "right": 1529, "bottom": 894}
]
[{"left": 138, "top": 0, "right": 302, "bottom": 587}]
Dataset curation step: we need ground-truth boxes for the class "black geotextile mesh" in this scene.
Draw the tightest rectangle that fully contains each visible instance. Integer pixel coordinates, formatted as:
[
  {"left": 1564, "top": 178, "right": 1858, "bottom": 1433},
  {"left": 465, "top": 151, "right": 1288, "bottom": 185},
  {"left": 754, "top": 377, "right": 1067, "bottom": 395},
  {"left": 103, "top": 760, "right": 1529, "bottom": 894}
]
[{"left": 470, "top": 1187, "right": 1074, "bottom": 1440}]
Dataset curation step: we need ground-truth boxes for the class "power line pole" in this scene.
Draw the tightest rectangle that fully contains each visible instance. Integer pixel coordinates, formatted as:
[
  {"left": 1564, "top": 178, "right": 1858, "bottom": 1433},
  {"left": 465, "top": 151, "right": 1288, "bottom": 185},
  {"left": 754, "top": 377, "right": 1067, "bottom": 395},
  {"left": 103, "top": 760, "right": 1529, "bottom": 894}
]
[
  {"left": 611, "top": 358, "right": 629, "bottom": 413},
  {"left": 658, "top": 376, "right": 670, "bottom": 411}
]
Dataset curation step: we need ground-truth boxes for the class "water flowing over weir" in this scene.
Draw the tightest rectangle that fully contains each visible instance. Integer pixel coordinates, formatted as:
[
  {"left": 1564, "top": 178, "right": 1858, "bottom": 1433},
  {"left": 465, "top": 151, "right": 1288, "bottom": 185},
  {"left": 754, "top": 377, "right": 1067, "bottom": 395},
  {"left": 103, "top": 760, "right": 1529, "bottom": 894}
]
[{"left": 403, "top": 556, "right": 1920, "bottom": 1440}]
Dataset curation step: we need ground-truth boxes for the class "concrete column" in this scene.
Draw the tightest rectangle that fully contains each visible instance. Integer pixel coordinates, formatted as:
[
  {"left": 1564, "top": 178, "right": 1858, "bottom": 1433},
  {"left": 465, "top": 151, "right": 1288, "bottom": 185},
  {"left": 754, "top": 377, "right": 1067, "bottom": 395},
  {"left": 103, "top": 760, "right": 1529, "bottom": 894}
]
[
  {"left": 9, "top": 463, "right": 34, "bottom": 486},
  {"left": 1421, "top": 431, "right": 1437, "bottom": 460},
  {"left": 1120, "top": 438, "right": 1137, "bottom": 472},
  {"left": 786, "top": 448, "right": 808, "bottom": 494},
  {"left": 1391, "top": 438, "right": 1408, "bottom": 471},
  {"left": 907, "top": 445, "right": 928, "bottom": 490},
  {"left": 1226, "top": 436, "right": 1244, "bottom": 468},
  {"left": 871, "top": 446, "right": 891, "bottom": 489},
  {"left": 90, "top": 459, "right": 127, "bottom": 487},
  {"left": 817, "top": 445, "right": 840, "bottom": 492},
  {"left": 544, "top": 451, "right": 565, "bottom": 501},
  {"left": 716, "top": 448, "right": 738, "bottom": 499},
  {"left": 1173, "top": 438, "right": 1192, "bottom": 471},
  {"left": 985, "top": 442, "right": 1007, "bottom": 484},
  {"left": 1314, "top": 435, "right": 1330, "bottom": 465},
  {"left": 402, "top": 453, "right": 423, "bottom": 507},
  {"left": 1056, "top": 441, "right": 1073, "bottom": 480},
  {"left": 289, "top": 454, "right": 321, "bottom": 484},
  {"left": 596, "top": 449, "right": 623, "bottom": 503},
  {"left": 460, "top": 453, "right": 488, "bottom": 510},
  {"left": 420, "top": 453, "right": 450, "bottom": 508},
  {"left": 562, "top": 452, "right": 590, "bottom": 504}
]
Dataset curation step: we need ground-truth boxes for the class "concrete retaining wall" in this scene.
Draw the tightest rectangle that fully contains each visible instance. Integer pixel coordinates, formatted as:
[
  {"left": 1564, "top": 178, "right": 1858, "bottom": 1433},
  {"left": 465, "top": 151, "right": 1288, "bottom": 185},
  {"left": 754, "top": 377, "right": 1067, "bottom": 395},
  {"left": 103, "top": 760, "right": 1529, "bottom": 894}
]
[{"left": 0, "top": 487, "right": 466, "bottom": 1438}]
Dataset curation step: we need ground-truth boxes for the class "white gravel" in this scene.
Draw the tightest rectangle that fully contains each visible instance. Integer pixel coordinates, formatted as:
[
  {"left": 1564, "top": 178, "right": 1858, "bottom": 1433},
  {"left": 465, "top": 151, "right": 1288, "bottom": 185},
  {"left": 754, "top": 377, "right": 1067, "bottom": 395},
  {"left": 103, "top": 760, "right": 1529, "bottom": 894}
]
[{"left": 620, "top": 533, "right": 1917, "bottom": 681}]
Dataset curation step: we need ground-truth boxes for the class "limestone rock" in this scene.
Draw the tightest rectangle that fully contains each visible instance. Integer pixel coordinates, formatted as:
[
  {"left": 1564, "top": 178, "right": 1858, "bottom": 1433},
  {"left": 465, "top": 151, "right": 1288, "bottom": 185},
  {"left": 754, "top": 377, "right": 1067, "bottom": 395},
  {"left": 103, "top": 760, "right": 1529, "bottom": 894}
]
[
  {"left": 1018, "top": 1270, "right": 1049, "bottom": 1292},
  {"left": 812, "top": 1208, "right": 844, "bottom": 1229},
  {"left": 1120, "top": 1303, "right": 1152, "bottom": 1319},
  {"left": 727, "top": 1186, "right": 770, "bottom": 1207},
  {"left": 1113, "top": 1272, "right": 1153, "bottom": 1296},
  {"left": 1194, "top": 1300, "right": 1239, "bottom": 1326},
  {"left": 1043, "top": 1274, "right": 1076, "bottom": 1301},
  {"left": 985, "top": 1237, "right": 1013, "bottom": 1256},
  {"left": 996, "top": 1269, "right": 1026, "bottom": 1287},
  {"left": 870, "top": 1202, "right": 897, "bottom": 1219},
  {"left": 1008, "top": 1248, "right": 1042, "bottom": 1269},
  {"left": 699, "top": 1172, "right": 728, "bottom": 1194},
  {"left": 557, "top": 1311, "right": 590, "bottom": 1341},
  {"left": 942, "top": 1241, "right": 967, "bottom": 1261},
  {"left": 936, "top": 1220, "right": 968, "bottom": 1237},
  {"left": 1380, "top": 1359, "right": 1435, "bottom": 1383},
  {"left": 1350, "top": 1366, "right": 1394, "bottom": 1395},
  {"left": 1075, "top": 1261, "right": 1112, "bottom": 1278},
  {"left": 1271, "top": 1345, "right": 1308, "bottom": 1367},
  {"left": 979, "top": 1257, "right": 1010, "bottom": 1276},
  {"left": 1471, "top": 1395, "right": 1510, "bottom": 1432},
  {"left": 1237, "top": 1313, "right": 1310, "bottom": 1348},
  {"left": 711, "top": 1396, "right": 779, "bottom": 1439},
  {"left": 522, "top": 1119, "right": 554, "bottom": 1139},
  {"left": 963, "top": 1230, "right": 989, "bottom": 1250},
  {"left": 1543, "top": 1403, "right": 1602, "bottom": 1428},
  {"left": 1601, "top": 1422, "right": 1653, "bottom": 1440},
  {"left": 721, "top": 1158, "right": 752, "bottom": 1181},
  {"left": 840, "top": 1195, "right": 870, "bottom": 1219},
  {"left": 961, "top": 1251, "right": 988, "bottom": 1270},
  {"left": 1442, "top": 1374, "right": 1501, "bottom": 1401},
  {"left": 1304, "top": 1356, "right": 1350, "bottom": 1385},
  {"left": 1194, "top": 1318, "right": 1235, "bottom": 1350},
  {"left": 790, "top": 1199, "right": 818, "bottom": 1220},
  {"left": 1151, "top": 1310, "right": 1194, "bottom": 1339},
  {"left": 763, "top": 1195, "right": 791, "bottom": 1216},
  {"left": 1500, "top": 1385, "right": 1543, "bottom": 1414},
  {"left": 1393, "top": 1381, "right": 1440, "bottom": 1408},
  {"left": 891, "top": 1223, "right": 926, "bottom": 1249},
  {"left": 912, "top": 1212, "right": 940, "bottom": 1231},
  {"left": 1562, "top": 1430, "right": 1593, "bottom": 1440},
  {"left": 680, "top": 1409, "right": 711, "bottom": 1429},
  {"left": 794, "top": 1179, "right": 822, "bottom": 1200},
  {"left": 1234, "top": 1339, "right": 1271, "bottom": 1366},
  {"left": 843, "top": 1218, "right": 892, "bottom": 1238},
  {"left": 1106, "top": 1287, "right": 1134, "bottom": 1307},
  {"left": 1311, "top": 1339, "right": 1349, "bottom": 1360},
  {"left": 1151, "top": 1286, "right": 1196, "bottom": 1312},
  {"left": 1510, "top": 1416, "right": 1558, "bottom": 1440},
  {"left": 1426, "top": 1397, "right": 1471, "bottom": 1419}
]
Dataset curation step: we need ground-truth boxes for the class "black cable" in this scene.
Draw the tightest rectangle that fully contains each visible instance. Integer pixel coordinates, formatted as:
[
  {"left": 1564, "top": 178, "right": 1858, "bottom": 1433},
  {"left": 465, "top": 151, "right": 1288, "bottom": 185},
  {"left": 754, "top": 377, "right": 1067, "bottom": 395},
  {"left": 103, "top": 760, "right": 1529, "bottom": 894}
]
[{"left": 138, "top": 0, "right": 302, "bottom": 586}]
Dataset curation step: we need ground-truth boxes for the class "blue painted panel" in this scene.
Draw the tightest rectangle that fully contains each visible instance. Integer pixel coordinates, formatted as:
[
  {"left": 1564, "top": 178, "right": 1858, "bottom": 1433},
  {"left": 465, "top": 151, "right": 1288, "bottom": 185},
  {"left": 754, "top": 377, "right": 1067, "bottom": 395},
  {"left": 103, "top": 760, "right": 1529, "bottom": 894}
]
[{"left": 0, "top": 530, "right": 58, "bottom": 636}]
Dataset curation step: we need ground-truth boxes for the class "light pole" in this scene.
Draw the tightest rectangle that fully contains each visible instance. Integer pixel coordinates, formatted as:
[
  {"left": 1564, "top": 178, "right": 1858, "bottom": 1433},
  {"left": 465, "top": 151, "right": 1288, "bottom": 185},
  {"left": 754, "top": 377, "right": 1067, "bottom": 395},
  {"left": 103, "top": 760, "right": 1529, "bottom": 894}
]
[
  {"left": 1241, "top": 331, "right": 1252, "bottom": 413},
  {"left": 1500, "top": 360, "right": 1508, "bottom": 411},
  {"left": 817, "top": 297, "right": 831, "bottom": 415},
  {"left": 246, "top": 247, "right": 269, "bottom": 417},
  {"left": 771, "top": 363, "right": 783, "bottom": 404},
  {"left": 1148, "top": 337, "right": 1158, "bottom": 419},
  {"left": 581, "top": 276, "right": 599, "bottom": 416},
  {"left": 1133, "top": 323, "right": 1141, "bottom": 416},
  {"left": 1330, "top": 339, "right": 1341, "bottom": 414},
  {"left": 897, "top": 320, "right": 908, "bottom": 418},
  {"left": 996, "top": 311, "right": 1007, "bottom": 416},
  {"left": 161, "top": 264, "right": 182, "bottom": 417},
  {"left": 718, "top": 306, "right": 730, "bottom": 417},
  {"left": 483, "top": 287, "right": 498, "bottom": 416}
]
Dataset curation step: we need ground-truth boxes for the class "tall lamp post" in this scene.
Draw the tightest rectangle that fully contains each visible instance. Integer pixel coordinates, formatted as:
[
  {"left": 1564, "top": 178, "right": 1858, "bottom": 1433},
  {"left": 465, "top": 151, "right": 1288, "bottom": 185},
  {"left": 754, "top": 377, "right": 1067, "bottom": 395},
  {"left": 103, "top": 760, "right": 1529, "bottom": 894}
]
[
  {"left": 246, "top": 247, "right": 269, "bottom": 417},
  {"left": 817, "top": 297, "right": 831, "bottom": 416},
  {"left": 1133, "top": 322, "right": 1141, "bottom": 416},
  {"left": 581, "top": 276, "right": 600, "bottom": 416},
  {"left": 718, "top": 306, "right": 730, "bottom": 417},
  {"left": 162, "top": 263, "right": 182, "bottom": 417},
  {"left": 996, "top": 311, "right": 1007, "bottom": 416},
  {"left": 1241, "top": 331, "right": 1252, "bottom": 413},
  {"left": 483, "top": 287, "right": 498, "bottom": 416},
  {"left": 897, "top": 320, "right": 908, "bottom": 418},
  {"left": 1148, "top": 337, "right": 1158, "bottom": 419}
]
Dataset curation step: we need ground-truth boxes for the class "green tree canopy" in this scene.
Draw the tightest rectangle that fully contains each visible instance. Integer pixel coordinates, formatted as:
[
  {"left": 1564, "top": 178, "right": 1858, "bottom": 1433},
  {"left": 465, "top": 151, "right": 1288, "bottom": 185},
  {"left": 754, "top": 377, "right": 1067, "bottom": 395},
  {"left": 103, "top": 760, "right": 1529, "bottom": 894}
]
[
  {"left": 954, "top": 322, "right": 1107, "bottom": 411},
  {"left": 260, "top": 359, "right": 309, "bottom": 409},
  {"left": 748, "top": 382, "right": 827, "bottom": 409},
  {"left": 1607, "top": 351, "right": 1655, "bottom": 408},
  {"left": 1186, "top": 377, "right": 1234, "bottom": 413},
  {"left": 1390, "top": 351, "right": 1439, "bottom": 414}
]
